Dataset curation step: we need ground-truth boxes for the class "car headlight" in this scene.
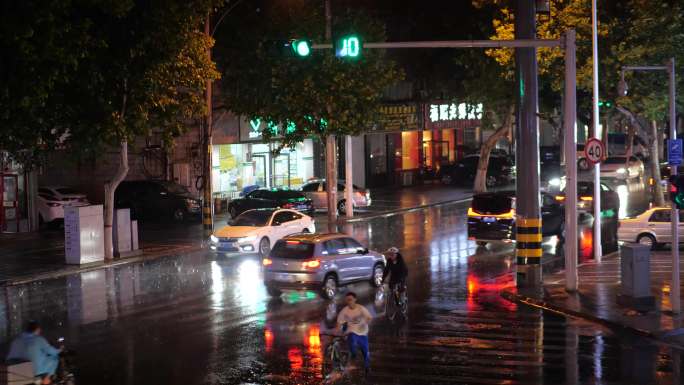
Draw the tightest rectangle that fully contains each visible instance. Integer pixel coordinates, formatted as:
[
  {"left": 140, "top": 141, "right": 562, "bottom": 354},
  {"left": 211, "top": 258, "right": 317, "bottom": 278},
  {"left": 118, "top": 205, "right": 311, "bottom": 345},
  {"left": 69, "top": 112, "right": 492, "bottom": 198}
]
[
  {"left": 548, "top": 178, "right": 561, "bottom": 187},
  {"left": 238, "top": 235, "right": 257, "bottom": 243},
  {"left": 616, "top": 167, "right": 627, "bottom": 174},
  {"left": 210, "top": 235, "right": 219, "bottom": 243}
]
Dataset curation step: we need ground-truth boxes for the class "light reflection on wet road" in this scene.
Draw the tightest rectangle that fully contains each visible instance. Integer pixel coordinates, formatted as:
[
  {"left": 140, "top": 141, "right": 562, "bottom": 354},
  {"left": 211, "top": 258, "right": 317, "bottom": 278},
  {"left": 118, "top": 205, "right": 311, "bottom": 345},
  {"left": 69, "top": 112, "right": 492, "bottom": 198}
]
[{"left": 0, "top": 202, "right": 680, "bottom": 384}]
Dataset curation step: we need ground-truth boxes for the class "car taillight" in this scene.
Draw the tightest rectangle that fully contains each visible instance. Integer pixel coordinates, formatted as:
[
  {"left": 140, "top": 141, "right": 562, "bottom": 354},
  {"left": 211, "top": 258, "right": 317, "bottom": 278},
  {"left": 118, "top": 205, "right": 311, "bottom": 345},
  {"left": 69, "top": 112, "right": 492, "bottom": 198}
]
[
  {"left": 580, "top": 196, "right": 593, "bottom": 202},
  {"left": 555, "top": 195, "right": 565, "bottom": 202},
  {"left": 282, "top": 203, "right": 294, "bottom": 209},
  {"left": 262, "top": 258, "right": 273, "bottom": 266},
  {"left": 302, "top": 260, "right": 320, "bottom": 269}
]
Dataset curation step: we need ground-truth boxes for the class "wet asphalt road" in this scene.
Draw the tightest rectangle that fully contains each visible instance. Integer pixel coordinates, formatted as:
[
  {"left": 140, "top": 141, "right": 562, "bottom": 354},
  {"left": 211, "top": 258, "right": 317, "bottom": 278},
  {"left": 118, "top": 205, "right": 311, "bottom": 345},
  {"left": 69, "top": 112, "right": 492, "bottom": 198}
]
[{"left": 1, "top": 201, "right": 681, "bottom": 385}]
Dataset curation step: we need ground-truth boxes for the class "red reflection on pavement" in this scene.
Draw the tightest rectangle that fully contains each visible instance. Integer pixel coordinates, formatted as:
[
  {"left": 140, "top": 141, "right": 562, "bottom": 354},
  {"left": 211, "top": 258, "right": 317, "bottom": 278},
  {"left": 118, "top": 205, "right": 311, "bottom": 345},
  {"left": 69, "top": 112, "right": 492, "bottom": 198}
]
[
  {"left": 580, "top": 226, "right": 593, "bottom": 263},
  {"left": 287, "top": 347, "right": 303, "bottom": 371},
  {"left": 466, "top": 274, "right": 517, "bottom": 312},
  {"left": 264, "top": 328, "right": 274, "bottom": 353},
  {"left": 305, "top": 324, "right": 321, "bottom": 354}
]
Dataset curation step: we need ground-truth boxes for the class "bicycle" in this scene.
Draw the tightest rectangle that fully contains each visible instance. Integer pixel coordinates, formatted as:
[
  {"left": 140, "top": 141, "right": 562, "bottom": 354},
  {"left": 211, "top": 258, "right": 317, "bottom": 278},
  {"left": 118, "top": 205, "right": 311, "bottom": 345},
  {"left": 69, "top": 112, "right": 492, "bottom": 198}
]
[
  {"left": 386, "top": 282, "right": 408, "bottom": 321},
  {"left": 320, "top": 332, "right": 349, "bottom": 381}
]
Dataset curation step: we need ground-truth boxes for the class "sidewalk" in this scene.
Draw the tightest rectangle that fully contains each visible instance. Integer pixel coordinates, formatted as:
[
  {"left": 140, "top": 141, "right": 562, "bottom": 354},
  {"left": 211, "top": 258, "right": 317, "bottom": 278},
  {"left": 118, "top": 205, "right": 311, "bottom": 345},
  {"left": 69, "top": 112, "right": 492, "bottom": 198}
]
[
  {"left": 0, "top": 184, "right": 472, "bottom": 285},
  {"left": 503, "top": 249, "right": 684, "bottom": 348}
]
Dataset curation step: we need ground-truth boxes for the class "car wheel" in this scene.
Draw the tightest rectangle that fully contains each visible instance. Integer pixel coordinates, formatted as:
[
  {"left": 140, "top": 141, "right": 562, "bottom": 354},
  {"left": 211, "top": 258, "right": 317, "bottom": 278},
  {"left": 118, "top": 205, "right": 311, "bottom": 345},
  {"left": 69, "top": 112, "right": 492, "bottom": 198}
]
[
  {"left": 301, "top": 228, "right": 310, "bottom": 233},
  {"left": 578, "top": 158, "right": 589, "bottom": 170},
  {"left": 266, "top": 286, "right": 282, "bottom": 297},
  {"left": 321, "top": 274, "right": 338, "bottom": 299},
  {"left": 229, "top": 206, "right": 238, "bottom": 219},
  {"left": 476, "top": 241, "right": 487, "bottom": 247},
  {"left": 172, "top": 208, "right": 186, "bottom": 222},
  {"left": 637, "top": 233, "right": 657, "bottom": 250},
  {"left": 337, "top": 200, "right": 347, "bottom": 216},
  {"left": 371, "top": 263, "right": 384, "bottom": 287},
  {"left": 259, "top": 237, "right": 271, "bottom": 257}
]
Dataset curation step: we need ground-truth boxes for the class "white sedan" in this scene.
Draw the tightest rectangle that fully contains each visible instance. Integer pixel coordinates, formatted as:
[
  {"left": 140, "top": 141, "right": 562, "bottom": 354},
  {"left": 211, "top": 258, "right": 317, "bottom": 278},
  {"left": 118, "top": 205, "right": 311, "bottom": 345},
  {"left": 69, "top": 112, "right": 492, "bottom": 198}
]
[
  {"left": 37, "top": 186, "right": 90, "bottom": 224},
  {"left": 600, "top": 156, "right": 644, "bottom": 180},
  {"left": 618, "top": 207, "right": 684, "bottom": 249},
  {"left": 209, "top": 208, "right": 315, "bottom": 256}
]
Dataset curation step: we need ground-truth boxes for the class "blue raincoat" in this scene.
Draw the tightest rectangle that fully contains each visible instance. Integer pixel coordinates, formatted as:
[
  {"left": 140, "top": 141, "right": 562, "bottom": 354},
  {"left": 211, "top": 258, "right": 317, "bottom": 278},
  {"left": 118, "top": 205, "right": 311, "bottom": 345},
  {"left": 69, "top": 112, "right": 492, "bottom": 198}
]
[{"left": 6, "top": 332, "right": 60, "bottom": 377}]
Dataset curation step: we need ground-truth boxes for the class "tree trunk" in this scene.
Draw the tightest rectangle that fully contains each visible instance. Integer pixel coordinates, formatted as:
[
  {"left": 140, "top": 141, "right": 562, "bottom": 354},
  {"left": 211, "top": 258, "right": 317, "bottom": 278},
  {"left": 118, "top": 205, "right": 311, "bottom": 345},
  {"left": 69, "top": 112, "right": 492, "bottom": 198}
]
[
  {"left": 104, "top": 141, "right": 129, "bottom": 260},
  {"left": 473, "top": 105, "right": 514, "bottom": 193},
  {"left": 625, "top": 118, "right": 635, "bottom": 157},
  {"left": 325, "top": 135, "right": 337, "bottom": 232},
  {"left": 650, "top": 120, "right": 665, "bottom": 207}
]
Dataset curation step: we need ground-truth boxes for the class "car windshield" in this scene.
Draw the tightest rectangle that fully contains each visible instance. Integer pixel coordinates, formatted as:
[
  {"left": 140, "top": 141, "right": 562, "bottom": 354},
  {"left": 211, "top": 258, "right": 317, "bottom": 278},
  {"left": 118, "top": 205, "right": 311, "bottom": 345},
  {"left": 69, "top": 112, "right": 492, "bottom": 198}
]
[
  {"left": 270, "top": 240, "right": 315, "bottom": 259},
  {"left": 604, "top": 157, "right": 627, "bottom": 164},
  {"left": 160, "top": 182, "right": 191, "bottom": 195},
  {"left": 471, "top": 195, "right": 513, "bottom": 215},
  {"left": 232, "top": 211, "right": 272, "bottom": 226},
  {"left": 55, "top": 188, "right": 79, "bottom": 195}
]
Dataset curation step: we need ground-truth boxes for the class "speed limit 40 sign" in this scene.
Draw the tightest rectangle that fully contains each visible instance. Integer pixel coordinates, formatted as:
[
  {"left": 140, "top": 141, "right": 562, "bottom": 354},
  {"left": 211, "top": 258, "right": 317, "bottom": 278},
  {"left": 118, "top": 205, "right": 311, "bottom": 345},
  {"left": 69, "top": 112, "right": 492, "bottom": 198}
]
[{"left": 584, "top": 138, "right": 605, "bottom": 164}]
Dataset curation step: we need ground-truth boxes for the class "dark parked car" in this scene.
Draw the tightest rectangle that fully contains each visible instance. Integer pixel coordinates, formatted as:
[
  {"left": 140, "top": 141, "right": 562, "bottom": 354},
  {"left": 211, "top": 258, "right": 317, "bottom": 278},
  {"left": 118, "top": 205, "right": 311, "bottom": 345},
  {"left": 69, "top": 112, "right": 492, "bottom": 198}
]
[
  {"left": 115, "top": 180, "right": 201, "bottom": 222},
  {"left": 555, "top": 181, "right": 620, "bottom": 216},
  {"left": 441, "top": 155, "right": 515, "bottom": 187},
  {"left": 227, "top": 189, "right": 314, "bottom": 218},
  {"left": 467, "top": 191, "right": 564, "bottom": 244}
]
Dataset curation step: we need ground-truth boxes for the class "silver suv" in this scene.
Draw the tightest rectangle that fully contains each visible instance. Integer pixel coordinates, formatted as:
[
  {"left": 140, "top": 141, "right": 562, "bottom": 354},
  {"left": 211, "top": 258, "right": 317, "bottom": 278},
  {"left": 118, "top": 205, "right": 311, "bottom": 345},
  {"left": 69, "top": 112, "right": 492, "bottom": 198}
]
[{"left": 262, "top": 233, "right": 386, "bottom": 299}]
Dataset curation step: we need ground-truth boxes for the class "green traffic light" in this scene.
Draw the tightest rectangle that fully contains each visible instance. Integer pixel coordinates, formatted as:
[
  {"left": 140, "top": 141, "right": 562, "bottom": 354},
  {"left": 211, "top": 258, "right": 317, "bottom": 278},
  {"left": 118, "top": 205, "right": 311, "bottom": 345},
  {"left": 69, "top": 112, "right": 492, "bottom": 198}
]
[
  {"left": 292, "top": 40, "right": 311, "bottom": 57},
  {"left": 336, "top": 36, "right": 361, "bottom": 58}
]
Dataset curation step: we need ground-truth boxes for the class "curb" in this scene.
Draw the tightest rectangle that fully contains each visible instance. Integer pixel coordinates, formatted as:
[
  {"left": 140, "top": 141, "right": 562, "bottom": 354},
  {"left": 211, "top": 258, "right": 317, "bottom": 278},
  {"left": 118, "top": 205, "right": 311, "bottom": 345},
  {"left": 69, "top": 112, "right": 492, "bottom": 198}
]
[
  {"left": 501, "top": 290, "right": 657, "bottom": 338},
  {"left": 341, "top": 196, "right": 473, "bottom": 223},
  {"left": 1, "top": 245, "right": 206, "bottom": 287}
]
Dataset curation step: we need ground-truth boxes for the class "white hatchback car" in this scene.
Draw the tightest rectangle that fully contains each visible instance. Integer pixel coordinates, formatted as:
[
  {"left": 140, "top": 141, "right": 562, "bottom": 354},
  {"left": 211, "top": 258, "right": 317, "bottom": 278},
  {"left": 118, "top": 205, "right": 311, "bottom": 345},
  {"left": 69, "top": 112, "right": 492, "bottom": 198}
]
[
  {"left": 618, "top": 207, "right": 684, "bottom": 249},
  {"left": 37, "top": 186, "right": 90, "bottom": 224},
  {"left": 600, "top": 156, "right": 644, "bottom": 180},
  {"left": 210, "top": 208, "right": 315, "bottom": 256}
]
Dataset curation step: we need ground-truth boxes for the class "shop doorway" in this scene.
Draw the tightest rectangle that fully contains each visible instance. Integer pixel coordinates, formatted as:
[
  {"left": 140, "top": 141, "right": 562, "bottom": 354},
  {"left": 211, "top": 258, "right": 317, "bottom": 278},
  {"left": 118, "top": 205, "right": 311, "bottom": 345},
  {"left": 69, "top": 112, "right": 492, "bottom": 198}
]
[
  {"left": 272, "top": 153, "right": 292, "bottom": 189},
  {"left": 1, "top": 174, "right": 19, "bottom": 233},
  {"left": 252, "top": 153, "right": 270, "bottom": 188}
]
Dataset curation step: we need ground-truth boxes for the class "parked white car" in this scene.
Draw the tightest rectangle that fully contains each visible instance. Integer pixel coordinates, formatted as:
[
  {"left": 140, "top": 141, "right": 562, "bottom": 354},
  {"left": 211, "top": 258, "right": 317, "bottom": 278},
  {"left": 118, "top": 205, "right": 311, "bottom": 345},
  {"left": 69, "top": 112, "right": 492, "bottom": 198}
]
[
  {"left": 618, "top": 207, "right": 683, "bottom": 249},
  {"left": 37, "top": 186, "right": 90, "bottom": 224},
  {"left": 600, "top": 156, "right": 644, "bottom": 179},
  {"left": 209, "top": 208, "right": 315, "bottom": 256},
  {"left": 300, "top": 179, "right": 371, "bottom": 215}
]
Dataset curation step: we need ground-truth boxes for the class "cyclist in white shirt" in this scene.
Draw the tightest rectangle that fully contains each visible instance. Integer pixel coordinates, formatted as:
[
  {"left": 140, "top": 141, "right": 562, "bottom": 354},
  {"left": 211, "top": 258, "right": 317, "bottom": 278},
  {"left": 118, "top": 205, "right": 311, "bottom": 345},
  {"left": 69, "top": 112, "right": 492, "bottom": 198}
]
[{"left": 336, "top": 292, "right": 372, "bottom": 375}]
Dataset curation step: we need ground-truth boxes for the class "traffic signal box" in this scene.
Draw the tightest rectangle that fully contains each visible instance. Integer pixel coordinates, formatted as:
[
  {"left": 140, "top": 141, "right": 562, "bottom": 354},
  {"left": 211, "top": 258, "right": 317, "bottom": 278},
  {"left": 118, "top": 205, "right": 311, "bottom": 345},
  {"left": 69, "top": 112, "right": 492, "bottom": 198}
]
[
  {"left": 670, "top": 175, "right": 684, "bottom": 209},
  {"left": 334, "top": 35, "right": 361, "bottom": 58}
]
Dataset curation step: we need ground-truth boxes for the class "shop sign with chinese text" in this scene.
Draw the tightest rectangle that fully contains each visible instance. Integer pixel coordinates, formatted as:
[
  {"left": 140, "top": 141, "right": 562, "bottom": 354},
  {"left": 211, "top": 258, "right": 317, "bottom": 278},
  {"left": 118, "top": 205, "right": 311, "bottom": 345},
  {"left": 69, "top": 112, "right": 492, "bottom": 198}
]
[{"left": 424, "top": 102, "right": 483, "bottom": 130}]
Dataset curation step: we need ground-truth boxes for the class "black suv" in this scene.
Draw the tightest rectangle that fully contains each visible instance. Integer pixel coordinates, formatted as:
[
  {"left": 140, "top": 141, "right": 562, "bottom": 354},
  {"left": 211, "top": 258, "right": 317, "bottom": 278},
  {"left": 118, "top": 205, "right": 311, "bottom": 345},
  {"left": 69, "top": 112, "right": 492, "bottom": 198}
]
[
  {"left": 467, "top": 191, "right": 564, "bottom": 244},
  {"left": 115, "top": 180, "right": 201, "bottom": 222}
]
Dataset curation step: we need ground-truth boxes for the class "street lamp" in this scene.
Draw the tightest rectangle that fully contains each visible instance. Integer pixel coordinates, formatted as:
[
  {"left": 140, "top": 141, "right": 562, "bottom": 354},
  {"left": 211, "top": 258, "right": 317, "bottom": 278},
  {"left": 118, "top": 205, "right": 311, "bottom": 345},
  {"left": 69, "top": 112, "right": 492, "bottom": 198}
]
[{"left": 618, "top": 58, "right": 678, "bottom": 313}]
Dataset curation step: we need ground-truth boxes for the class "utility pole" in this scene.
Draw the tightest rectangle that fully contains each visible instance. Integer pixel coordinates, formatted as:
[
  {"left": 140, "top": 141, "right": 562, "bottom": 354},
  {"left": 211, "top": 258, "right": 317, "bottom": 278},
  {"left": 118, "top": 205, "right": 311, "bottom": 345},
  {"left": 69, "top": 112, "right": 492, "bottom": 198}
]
[
  {"left": 515, "top": 0, "right": 543, "bottom": 287},
  {"left": 591, "top": 0, "right": 602, "bottom": 261},
  {"left": 564, "top": 30, "right": 579, "bottom": 291},
  {"left": 669, "top": 57, "right": 680, "bottom": 314},
  {"left": 203, "top": 15, "right": 214, "bottom": 234},
  {"left": 325, "top": 0, "right": 338, "bottom": 230}
]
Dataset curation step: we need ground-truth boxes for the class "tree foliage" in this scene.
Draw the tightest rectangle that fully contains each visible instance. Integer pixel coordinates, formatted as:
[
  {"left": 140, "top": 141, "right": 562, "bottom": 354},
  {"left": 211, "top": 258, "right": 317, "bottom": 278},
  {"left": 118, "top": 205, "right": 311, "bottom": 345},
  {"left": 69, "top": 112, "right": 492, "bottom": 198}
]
[
  {"left": 214, "top": 1, "right": 402, "bottom": 149},
  {"left": 1, "top": 0, "right": 220, "bottom": 164}
]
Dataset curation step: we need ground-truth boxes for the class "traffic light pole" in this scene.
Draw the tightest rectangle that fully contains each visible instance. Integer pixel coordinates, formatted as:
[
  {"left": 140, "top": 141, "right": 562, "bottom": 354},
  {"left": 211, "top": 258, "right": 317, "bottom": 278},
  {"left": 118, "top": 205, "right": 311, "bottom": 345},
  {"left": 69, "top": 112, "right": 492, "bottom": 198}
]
[
  {"left": 312, "top": 33, "right": 579, "bottom": 289},
  {"left": 514, "top": 0, "right": 542, "bottom": 287}
]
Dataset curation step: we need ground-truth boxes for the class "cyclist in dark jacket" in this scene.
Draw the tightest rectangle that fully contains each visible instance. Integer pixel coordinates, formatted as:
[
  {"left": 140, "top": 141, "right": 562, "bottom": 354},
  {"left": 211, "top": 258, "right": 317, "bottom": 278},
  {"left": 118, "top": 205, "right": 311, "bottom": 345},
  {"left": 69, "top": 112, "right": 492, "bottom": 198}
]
[{"left": 382, "top": 247, "right": 408, "bottom": 287}]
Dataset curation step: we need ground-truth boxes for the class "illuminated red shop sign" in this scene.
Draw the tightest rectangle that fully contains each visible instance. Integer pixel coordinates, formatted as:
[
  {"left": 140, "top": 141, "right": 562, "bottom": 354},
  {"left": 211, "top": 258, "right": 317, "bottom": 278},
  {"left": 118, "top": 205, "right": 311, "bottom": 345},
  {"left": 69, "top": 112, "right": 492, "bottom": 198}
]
[{"left": 424, "top": 102, "right": 483, "bottom": 130}]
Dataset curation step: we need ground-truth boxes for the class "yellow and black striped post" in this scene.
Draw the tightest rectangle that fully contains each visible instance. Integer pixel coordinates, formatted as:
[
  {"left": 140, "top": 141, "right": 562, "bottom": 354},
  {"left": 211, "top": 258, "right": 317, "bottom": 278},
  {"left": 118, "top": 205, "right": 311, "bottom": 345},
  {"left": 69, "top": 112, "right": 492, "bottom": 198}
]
[{"left": 516, "top": 217, "right": 543, "bottom": 286}]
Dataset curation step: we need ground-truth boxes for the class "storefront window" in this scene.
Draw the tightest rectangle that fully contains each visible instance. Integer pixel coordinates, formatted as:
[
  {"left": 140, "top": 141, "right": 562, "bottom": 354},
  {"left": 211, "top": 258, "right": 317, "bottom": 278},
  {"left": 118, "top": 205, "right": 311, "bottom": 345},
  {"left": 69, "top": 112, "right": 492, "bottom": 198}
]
[
  {"left": 212, "top": 140, "right": 314, "bottom": 197},
  {"left": 401, "top": 131, "right": 419, "bottom": 170}
]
